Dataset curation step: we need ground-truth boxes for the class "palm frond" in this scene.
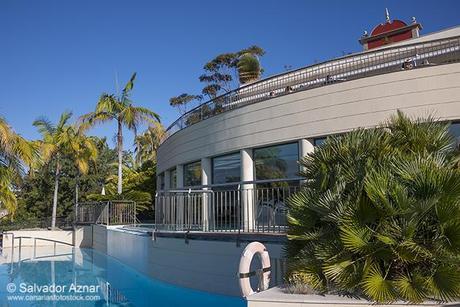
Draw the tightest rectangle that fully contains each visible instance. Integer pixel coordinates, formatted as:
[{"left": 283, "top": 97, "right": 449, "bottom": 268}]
[
  {"left": 425, "top": 266, "right": 460, "bottom": 302},
  {"left": 33, "top": 116, "right": 56, "bottom": 137},
  {"left": 362, "top": 265, "right": 397, "bottom": 303}
]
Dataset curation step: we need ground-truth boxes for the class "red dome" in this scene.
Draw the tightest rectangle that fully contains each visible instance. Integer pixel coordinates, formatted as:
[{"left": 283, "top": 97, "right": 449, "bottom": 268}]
[{"left": 371, "top": 20, "right": 407, "bottom": 36}]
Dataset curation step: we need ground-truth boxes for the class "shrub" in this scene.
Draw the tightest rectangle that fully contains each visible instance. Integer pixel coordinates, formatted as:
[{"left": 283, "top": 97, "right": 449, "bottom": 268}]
[{"left": 286, "top": 111, "right": 460, "bottom": 303}]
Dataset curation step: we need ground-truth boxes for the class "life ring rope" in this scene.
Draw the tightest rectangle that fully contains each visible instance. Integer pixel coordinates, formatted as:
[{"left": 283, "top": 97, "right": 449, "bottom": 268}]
[{"left": 238, "top": 266, "right": 271, "bottom": 279}]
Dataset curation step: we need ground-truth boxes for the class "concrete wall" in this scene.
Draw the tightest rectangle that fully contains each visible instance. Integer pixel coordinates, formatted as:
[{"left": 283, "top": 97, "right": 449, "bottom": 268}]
[
  {"left": 98, "top": 226, "right": 286, "bottom": 297},
  {"left": 74, "top": 226, "right": 93, "bottom": 248},
  {"left": 2, "top": 227, "right": 93, "bottom": 249},
  {"left": 158, "top": 63, "right": 460, "bottom": 173},
  {"left": 91, "top": 224, "right": 108, "bottom": 254},
  {"left": 2, "top": 230, "right": 74, "bottom": 247}
]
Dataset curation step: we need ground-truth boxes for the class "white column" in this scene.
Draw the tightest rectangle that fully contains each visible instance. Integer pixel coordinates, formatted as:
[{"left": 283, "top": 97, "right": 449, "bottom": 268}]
[
  {"left": 201, "top": 158, "right": 211, "bottom": 187},
  {"left": 299, "top": 139, "right": 314, "bottom": 174},
  {"left": 175, "top": 165, "right": 184, "bottom": 228},
  {"left": 201, "top": 158, "right": 212, "bottom": 231},
  {"left": 241, "top": 148, "right": 254, "bottom": 231}
]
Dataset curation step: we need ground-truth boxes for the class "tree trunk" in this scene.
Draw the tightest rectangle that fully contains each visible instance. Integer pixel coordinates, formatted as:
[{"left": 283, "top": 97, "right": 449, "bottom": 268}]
[
  {"left": 75, "top": 174, "right": 79, "bottom": 223},
  {"left": 117, "top": 118, "right": 123, "bottom": 195},
  {"left": 51, "top": 159, "right": 60, "bottom": 229}
]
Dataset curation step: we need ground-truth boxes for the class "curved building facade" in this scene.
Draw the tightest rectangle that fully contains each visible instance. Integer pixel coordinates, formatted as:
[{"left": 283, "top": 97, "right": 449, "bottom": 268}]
[
  {"left": 158, "top": 27, "right": 460, "bottom": 183},
  {"left": 155, "top": 22, "right": 460, "bottom": 234}
]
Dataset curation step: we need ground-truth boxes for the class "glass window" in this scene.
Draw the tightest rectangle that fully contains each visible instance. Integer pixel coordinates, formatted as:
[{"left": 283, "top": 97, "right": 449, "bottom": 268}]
[
  {"left": 212, "top": 153, "right": 241, "bottom": 184},
  {"left": 254, "top": 142, "right": 299, "bottom": 180},
  {"left": 184, "top": 161, "right": 201, "bottom": 187},
  {"left": 169, "top": 168, "right": 177, "bottom": 189},
  {"left": 314, "top": 137, "right": 327, "bottom": 146},
  {"left": 449, "top": 122, "right": 460, "bottom": 148},
  {"left": 158, "top": 173, "right": 165, "bottom": 190}
]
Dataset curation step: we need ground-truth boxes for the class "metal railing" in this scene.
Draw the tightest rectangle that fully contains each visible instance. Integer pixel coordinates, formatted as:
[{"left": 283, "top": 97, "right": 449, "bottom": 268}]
[
  {"left": 162, "top": 35, "right": 460, "bottom": 142},
  {"left": 155, "top": 179, "right": 300, "bottom": 233},
  {"left": 76, "top": 201, "right": 137, "bottom": 225}
]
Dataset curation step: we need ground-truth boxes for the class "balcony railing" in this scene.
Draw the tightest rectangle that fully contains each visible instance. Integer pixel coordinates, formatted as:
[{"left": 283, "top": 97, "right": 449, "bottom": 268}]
[
  {"left": 76, "top": 201, "right": 137, "bottom": 226},
  {"left": 162, "top": 35, "right": 460, "bottom": 143},
  {"left": 155, "top": 179, "right": 301, "bottom": 233}
]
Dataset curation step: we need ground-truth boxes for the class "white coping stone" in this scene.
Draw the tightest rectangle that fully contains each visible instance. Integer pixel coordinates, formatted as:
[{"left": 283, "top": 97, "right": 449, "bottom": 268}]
[{"left": 246, "top": 287, "right": 460, "bottom": 307}]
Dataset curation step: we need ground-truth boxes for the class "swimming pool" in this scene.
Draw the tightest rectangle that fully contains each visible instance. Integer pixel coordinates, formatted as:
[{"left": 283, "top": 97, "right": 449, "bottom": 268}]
[{"left": 0, "top": 246, "right": 246, "bottom": 306}]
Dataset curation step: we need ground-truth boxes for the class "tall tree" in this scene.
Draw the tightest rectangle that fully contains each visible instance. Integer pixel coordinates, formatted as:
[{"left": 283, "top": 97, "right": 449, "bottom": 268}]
[
  {"left": 199, "top": 45, "right": 265, "bottom": 99},
  {"left": 33, "top": 111, "right": 75, "bottom": 228},
  {"left": 11, "top": 137, "right": 116, "bottom": 228},
  {"left": 69, "top": 123, "right": 98, "bottom": 213},
  {"left": 0, "top": 116, "right": 37, "bottom": 219},
  {"left": 81, "top": 73, "right": 160, "bottom": 195},
  {"left": 169, "top": 94, "right": 202, "bottom": 116},
  {"left": 33, "top": 112, "right": 96, "bottom": 227}
]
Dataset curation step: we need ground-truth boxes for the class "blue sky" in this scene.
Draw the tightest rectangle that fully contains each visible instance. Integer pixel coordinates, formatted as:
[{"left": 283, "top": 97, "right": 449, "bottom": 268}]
[{"left": 1, "top": 0, "right": 459, "bottom": 149}]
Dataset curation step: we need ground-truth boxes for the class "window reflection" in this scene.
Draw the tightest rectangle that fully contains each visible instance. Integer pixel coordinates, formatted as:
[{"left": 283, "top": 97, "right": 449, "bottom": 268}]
[
  {"left": 449, "top": 122, "right": 460, "bottom": 148},
  {"left": 314, "top": 137, "right": 327, "bottom": 146},
  {"left": 159, "top": 173, "right": 165, "bottom": 190},
  {"left": 212, "top": 153, "right": 241, "bottom": 184},
  {"left": 169, "top": 168, "right": 177, "bottom": 189},
  {"left": 254, "top": 143, "right": 299, "bottom": 181},
  {"left": 184, "top": 161, "right": 201, "bottom": 187}
]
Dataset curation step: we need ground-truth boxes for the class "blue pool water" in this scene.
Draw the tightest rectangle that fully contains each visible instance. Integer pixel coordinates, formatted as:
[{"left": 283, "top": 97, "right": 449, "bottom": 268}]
[{"left": 0, "top": 246, "right": 246, "bottom": 307}]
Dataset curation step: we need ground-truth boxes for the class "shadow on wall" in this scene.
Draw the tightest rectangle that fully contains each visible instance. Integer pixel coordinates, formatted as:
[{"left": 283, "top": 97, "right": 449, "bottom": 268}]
[{"left": 89, "top": 226, "right": 286, "bottom": 297}]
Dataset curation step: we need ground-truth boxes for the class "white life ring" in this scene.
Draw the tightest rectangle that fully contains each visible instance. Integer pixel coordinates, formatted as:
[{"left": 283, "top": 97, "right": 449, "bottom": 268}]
[{"left": 238, "top": 241, "right": 271, "bottom": 297}]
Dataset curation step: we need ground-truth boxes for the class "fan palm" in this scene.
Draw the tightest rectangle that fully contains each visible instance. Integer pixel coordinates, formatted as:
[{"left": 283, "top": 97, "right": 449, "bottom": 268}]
[
  {"left": 33, "top": 112, "right": 97, "bottom": 228},
  {"left": 0, "top": 117, "right": 37, "bottom": 219},
  {"left": 81, "top": 73, "right": 160, "bottom": 194},
  {"left": 286, "top": 111, "right": 460, "bottom": 303}
]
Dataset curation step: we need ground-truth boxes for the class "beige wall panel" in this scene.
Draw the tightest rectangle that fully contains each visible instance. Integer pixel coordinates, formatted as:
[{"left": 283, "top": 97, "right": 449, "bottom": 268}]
[{"left": 158, "top": 64, "right": 460, "bottom": 173}]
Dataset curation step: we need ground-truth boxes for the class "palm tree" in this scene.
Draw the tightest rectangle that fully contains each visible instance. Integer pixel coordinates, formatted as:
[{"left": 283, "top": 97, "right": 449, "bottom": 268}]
[
  {"left": 0, "top": 116, "right": 37, "bottom": 219},
  {"left": 237, "top": 53, "right": 262, "bottom": 85},
  {"left": 286, "top": 111, "right": 460, "bottom": 303},
  {"left": 67, "top": 122, "right": 98, "bottom": 214},
  {"left": 81, "top": 73, "right": 160, "bottom": 195},
  {"left": 33, "top": 111, "right": 96, "bottom": 228},
  {"left": 134, "top": 122, "right": 165, "bottom": 166}
]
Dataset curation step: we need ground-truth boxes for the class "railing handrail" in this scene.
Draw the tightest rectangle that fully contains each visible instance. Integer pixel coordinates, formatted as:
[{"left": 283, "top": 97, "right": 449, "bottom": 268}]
[
  {"left": 155, "top": 184, "right": 297, "bottom": 234},
  {"left": 158, "top": 177, "right": 303, "bottom": 193},
  {"left": 162, "top": 35, "right": 460, "bottom": 142}
]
